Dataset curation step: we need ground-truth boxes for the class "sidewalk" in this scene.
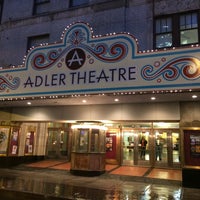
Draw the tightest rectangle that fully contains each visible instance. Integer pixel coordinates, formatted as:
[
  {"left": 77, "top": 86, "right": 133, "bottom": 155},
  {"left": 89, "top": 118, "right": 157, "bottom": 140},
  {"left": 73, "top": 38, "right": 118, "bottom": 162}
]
[
  {"left": 0, "top": 159, "right": 200, "bottom": 199},
  {"left": 24, "top": 159, "right": 182, "bottom": 185}
]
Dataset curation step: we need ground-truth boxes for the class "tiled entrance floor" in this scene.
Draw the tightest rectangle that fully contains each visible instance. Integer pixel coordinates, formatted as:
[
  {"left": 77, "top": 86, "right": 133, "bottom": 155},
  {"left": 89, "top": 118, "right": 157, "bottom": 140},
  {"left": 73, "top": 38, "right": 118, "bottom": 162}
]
[
  {"left": 25, "top": 160, "right": 182, "bottom": 182},
  {"left": 147, "top": 168, "right": 182, "bottom": 181},
  {"left": 109, "top": 166, "right": 148, "bottom": 177},
  {"left": 26, "top": 160, "right": 65, "bottom": 168}
]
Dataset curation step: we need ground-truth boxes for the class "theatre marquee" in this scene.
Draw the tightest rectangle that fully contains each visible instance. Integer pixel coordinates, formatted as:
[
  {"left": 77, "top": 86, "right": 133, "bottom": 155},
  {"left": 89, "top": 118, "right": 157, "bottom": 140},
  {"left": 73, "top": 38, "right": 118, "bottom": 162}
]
[{"left": 1, "top": 22, "right": 200, "bottom": 98}]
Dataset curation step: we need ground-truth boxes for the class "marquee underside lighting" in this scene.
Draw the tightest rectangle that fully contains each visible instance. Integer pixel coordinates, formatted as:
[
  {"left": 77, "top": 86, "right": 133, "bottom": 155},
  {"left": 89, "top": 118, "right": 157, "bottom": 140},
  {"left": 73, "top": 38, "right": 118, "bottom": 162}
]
[{"left": 0, "top": 88, "right": 198, "bottom": 102}]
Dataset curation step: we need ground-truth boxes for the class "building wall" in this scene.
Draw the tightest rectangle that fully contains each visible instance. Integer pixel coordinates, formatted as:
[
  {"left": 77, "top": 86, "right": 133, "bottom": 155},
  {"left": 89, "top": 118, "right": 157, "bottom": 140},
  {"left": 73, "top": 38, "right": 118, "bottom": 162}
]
[
  {"left": 1, "top": 0, "right": 199, "bottom": 67},
  {"left": 0, "top": 0, "right": 152, "bottom": 67},
  {"left": 1, "top": 0, "right": 199, "bottom": 68},
  {"left": 18, "top": 122, "right": 47, "bottom": 156},
  {"left": 154, "top": 0, "right": 200, "bottom": 15},
  {"left": 180, "top": 102, "right": 200, "bottom": 127},
  {"left": 1, "top": 102, "right": 180, "bottom": 121}
]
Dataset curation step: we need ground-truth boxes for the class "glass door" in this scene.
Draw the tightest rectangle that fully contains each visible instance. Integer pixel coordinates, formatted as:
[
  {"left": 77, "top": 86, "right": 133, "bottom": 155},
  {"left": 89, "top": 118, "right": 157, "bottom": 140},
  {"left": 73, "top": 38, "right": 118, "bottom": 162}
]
[
  {"left": 154, "top": 130, "right": 168, "bottom": 164},
  {"left": 47, "top": 128, "right": 68, "bottom": 159},
  {"left": 153, "top": 130, "right": 180, "bottom": 167},
  {"left": 138, "top": 131, "right": 150, "bottom": 165},
  {"left": 122, "top": 129, "right": 134, "bottom": 165},
  {"left": 172, "top": 131, "right": 181, "bottom": 165},
  {"left": 122, "top": 129, "right": 150, "bottom": 166}
]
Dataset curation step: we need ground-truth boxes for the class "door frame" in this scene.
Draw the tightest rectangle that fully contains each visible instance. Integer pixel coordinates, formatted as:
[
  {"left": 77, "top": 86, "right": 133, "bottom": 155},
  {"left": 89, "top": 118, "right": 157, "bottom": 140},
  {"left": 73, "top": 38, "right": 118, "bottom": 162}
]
[
  {"left": 121, "top": 128, "right": 151, "bottom": 166},
  {"left": 46, "top": 127, "right": 69, "bottom": 159},
  {"left": 152, "top": 129, "right": 181, "bottom": 168},
  {"left": 121, "top": 127, "right": 181, "bottom": 168}
]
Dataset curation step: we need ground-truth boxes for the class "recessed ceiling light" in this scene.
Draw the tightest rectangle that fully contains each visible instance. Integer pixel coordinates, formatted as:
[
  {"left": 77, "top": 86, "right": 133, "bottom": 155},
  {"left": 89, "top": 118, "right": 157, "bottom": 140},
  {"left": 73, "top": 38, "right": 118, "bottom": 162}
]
[
  {"left": 82, "top": 99, "right": 87, "bottom": 103},
  {"left": 151, "top": 97, "right": 156, "bottom": 100},
  {"left": 114, "top": 98, "right": 119, "bottom": 102},
  {"left": 192, "top": 95, "right": 197, "bottom": 99},
  {"left": 27, "top": 102, "right": 31, "bottom": 105}
]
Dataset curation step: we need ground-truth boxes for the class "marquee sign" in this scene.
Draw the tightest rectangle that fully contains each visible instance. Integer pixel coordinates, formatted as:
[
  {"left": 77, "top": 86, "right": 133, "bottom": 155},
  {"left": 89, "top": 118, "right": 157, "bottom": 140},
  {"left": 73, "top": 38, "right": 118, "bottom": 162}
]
[{"left": 1, "top": 22, "right": 200, "bottom": 98}]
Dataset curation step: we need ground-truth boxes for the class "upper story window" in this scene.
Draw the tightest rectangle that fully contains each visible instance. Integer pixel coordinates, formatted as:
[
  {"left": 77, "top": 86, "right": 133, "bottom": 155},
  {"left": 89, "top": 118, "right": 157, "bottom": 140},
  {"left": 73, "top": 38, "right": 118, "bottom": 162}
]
[
  {"left": 155, "top": 11, "right": 199, "bottom": 49},
  {"left": 180, "top": 13, "right": 198, "bottom": 45},
  {"left": 33, "top": 0, "right": 50, "bottom": 15},
  {"left": 69, "top": 0, "right": 89, "bottom": 7},
  {"left": 27, "top": 34, "right": 49, "bottom": 51},
  {"left": 0, "top": 0, "right": 3, "bottom": 23},
  {"left": 155, "top": 17, "right": 172, "bottom": 48}
]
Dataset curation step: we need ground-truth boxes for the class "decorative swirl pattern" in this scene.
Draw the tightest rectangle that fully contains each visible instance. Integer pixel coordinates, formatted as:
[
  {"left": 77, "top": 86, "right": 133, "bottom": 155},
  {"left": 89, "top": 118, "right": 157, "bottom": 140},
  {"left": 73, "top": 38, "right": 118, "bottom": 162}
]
[
  {"left": 181, "top": 57, "right": 200, "bottom": 80},
  {"left": 83, "top": 42, "right": 128, "bottom": 62},
  {"left": 0, "top": 75, "right": 20, "bottom": 92},
  {"left": 93, "top": 43, "right": 108, "bottom": 55},
  {"left": 141, "top": 57, "right": 200, "bottom": 81},
  {"left": 30, "top": 28, "right": 128, "bottom": 71},
  {"left": 32, "top": 50, "right": 61, "bottom": 70}
]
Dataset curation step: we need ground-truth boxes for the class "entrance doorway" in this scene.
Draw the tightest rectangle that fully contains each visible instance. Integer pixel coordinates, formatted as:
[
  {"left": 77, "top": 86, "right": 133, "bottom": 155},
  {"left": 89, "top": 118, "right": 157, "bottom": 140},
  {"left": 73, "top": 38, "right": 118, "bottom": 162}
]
[
  {"left": 47, "top": 128, "right": 69, "bottom": 159},
  {"left": 122, "top": 129, "right": 150, "bottom": 166},
  {"left": 122, "top": 122, "right": 180, "bottom": 168},
  {"left": 153, "top": 130, "right": 180, "bottom": 167}
]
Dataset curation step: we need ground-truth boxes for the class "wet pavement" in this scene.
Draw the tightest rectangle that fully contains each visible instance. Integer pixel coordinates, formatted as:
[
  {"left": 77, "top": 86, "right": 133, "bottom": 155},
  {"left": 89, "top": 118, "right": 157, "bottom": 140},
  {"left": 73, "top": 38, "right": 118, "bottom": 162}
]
[{"left": 0, "top": 166, "right": 200, "bottom": 200}]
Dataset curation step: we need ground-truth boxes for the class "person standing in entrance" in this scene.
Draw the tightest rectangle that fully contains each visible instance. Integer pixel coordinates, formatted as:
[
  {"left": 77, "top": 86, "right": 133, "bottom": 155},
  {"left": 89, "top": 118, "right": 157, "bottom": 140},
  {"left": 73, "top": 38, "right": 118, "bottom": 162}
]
[
  {"left": 156, "top": 137, "right": 162, "bottom": 161},
  {"left": 140, "top": 137, "right": 147, "bottom": 159}
]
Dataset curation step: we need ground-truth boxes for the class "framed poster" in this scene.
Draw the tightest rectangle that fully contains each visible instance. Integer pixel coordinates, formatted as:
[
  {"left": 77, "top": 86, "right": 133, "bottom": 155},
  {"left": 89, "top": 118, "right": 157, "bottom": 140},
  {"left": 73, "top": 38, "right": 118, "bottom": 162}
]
[
  {"left": 24, "top": 131, "right": 34, "bottom": 155},
  {"left": 9, "top": 127, "right": 20, "bottom": 156},
  {"left": 184, "top": 130, "right": 200, "bottom": 166},
  {"left": 106, "top": 132, "right": 116, "bottom": 159},
  {"left": 106, "top": 136, "right": 113, "bottom": 152},
  {"left": 190, "top": 135, "right": 200, "bottom": 157},
  {"left": 0, "top": 127, "right": 10, "bottom": 156}
]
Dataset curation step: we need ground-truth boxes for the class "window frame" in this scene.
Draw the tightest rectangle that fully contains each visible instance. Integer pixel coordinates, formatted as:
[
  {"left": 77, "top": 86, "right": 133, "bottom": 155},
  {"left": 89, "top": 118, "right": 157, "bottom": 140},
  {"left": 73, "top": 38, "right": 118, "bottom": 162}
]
[
  {"left": 27, "top": 34, "right": 50, "bottom": 52},
  {"left": 69, "top": 0, "right": 89, "bottom": 8},
  {"left": 154, "top": 11, "right": 200, "bottom": 49},
  {"left": 179, "top": 12, "right": 199, "bottom": 45},
  {"left": 33, "top": 0, "right": 50, "bottom": 15},
  {"left": 0, "top": 0, "right": 4, "bottom": 24},
  {"left": 155, "top": 16, "right": 173, "bottom": 49}
]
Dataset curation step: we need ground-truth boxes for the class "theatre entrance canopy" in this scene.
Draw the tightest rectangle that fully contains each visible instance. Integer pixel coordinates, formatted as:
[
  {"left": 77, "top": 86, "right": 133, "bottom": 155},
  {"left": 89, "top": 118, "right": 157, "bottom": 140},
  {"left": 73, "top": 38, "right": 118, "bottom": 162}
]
[{"left": 1, "top": 22, "right": 200, "bottom": 100}]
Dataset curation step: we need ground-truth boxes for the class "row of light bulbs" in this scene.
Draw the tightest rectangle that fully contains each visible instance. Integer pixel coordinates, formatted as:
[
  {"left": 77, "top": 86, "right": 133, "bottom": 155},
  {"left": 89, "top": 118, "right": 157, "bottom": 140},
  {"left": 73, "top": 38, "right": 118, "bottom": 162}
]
[
  {"left": 0, "top": 20, "right": 200, "bottom": 70},
  {"left": 0, "top": 89, "right": 198, "bottom": 102}
]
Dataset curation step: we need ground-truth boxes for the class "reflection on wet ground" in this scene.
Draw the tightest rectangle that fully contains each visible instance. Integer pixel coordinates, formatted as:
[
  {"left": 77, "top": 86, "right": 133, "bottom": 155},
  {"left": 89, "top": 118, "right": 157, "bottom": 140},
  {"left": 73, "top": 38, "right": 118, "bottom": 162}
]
[{"left": 0, "top": 168, "right": 200, "bottom": 200}]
